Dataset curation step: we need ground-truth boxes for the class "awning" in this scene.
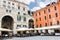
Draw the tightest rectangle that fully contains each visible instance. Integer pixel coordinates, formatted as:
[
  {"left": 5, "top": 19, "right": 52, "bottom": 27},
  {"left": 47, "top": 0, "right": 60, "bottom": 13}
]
[
  {"left": 16, "top": 28, "right": 34, "bottom": 31},
  {"left": 0, "top": 28, "right": 12, "bottom": 31},
  {"left": 35, "top": 25, "right": 60, "bottom": 30},
  {"left": 28, "top": 28, "right": 34, "bottom": 30}
]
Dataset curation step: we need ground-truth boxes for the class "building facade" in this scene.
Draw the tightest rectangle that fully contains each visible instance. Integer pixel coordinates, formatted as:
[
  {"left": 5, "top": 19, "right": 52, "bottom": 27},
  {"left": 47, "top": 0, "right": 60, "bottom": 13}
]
[
  {"left": 34, "top": 0, "right": 60, "bottom": 35},
  {"left": 0, "top": 0, "right": 34, "bottom": 36}
]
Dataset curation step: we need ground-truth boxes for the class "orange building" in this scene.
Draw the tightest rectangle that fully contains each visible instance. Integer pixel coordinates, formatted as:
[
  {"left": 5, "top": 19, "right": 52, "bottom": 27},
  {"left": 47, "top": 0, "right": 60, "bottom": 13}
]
[{"left": 34, "top": 0, "right": 60, "bottom": 35}]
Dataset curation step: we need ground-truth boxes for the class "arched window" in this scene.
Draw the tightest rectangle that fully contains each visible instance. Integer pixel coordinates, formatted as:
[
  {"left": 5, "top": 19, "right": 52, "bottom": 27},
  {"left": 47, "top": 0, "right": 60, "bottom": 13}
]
[
  {"left": 45, "top": 23, "right": 47, "bottom": 26},
  {"left": 50, "top": 22, "right": 52, "bottom": 26},
  {"left": 49, "top": 15, "right": 51, "bottom": 19},
  {"left": 57, "top": 21, "right": 59, "bottom": 25},
  {"left": 54, "top": 6, "right": 57, "bottom": 10},
  {"left": 40, "top": 24, "right": 42, "bottom": 27},
  {"left": 55, "top": 13, "right": 58, "bottom": 17},
  {"left": 29, "top": 19, "right": 34, "bottom": 28}
]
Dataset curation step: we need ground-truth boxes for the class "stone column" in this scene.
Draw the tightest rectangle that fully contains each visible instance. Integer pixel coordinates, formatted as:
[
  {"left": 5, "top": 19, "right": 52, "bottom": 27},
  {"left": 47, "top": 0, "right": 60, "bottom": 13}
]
[{"left": 13, "top": 22, "right": 17, "bottom": 36}]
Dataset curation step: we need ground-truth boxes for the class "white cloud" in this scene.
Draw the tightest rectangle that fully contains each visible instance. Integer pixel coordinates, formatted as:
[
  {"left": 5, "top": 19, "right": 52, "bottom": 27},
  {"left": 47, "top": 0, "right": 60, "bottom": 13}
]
[
  {"left": 39, "top": 2, "right": 46, "bottom": 8},
  {"left": 16, "top": 0, "right": 57, "bottom": 11},
  {"left": 31, "top": 0, "right": 57, "bottom": 11},
  {"left": 31, "top": 7, "right": 40, "bottom": 11},
  {"left": 44, "top": 0, "right": 57, "bottom": 4},
  {"left": 16, "top": 0, "right": 35, "bottom": 5},
  {"left": 39, "top": 0, "right": 57, "bottom": 8}
]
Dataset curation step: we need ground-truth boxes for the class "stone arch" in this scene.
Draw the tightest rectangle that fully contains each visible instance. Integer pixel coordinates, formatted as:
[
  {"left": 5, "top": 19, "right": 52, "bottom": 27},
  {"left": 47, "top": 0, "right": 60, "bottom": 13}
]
[
  {"left": 1, "top": 15, "right": 14, "bottom": 30},
  {"left": 28, "top": 19, "right": 34, "bottom": 28}
]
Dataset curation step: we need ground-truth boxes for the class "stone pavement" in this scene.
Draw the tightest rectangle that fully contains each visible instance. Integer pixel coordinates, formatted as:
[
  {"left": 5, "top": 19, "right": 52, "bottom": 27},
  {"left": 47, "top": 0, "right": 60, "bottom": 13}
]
[{"left": 2, "top": 36, "right": 60, "bottom": 40}]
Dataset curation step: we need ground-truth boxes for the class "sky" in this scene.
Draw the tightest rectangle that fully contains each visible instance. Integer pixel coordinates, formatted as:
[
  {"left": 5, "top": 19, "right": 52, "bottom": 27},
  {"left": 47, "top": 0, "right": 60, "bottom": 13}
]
[{"left": 16, "top": 0, "right": 57, "bottom": 11}]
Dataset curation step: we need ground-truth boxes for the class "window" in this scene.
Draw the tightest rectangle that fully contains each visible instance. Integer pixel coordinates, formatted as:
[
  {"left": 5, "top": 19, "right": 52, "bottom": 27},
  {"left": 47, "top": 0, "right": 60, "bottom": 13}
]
[
  {"left": 23, "top": 8, "right": 25, "bottom": 11},
  {"left": 18, "top": 6, "right": 20, "bottom": 9},
  {"left": 19, "top": 16, "right": 21, "bottom": 21},
  {"left": 17, "top": 16, "right": 19, "bottom": 20},
  {"left": 44, "top": 10, "right": 46, "bottom": 14},
  {"left": 23, "top": 17, "right": 26, "bottom": 21},
  {"left": 6, "top": 10, "right": 11, "bottom": 13},
  {"left": 39, "top": 18, "right": 41, "bottom": 21},
  {"left": 57, "top": 21, "right": 59, "bottom": 25},
  {"left": 8, "top": 2, "right": 10, "bottom": 4},
  {"left": 17, "top": 16, "right": 21, "bottom": 21},
  {"left": 6, "top": 10, "right": 8, "bottom": 12},
  {"left": 23, "top": 25, "right": 27, "bottom": 27},
  {"left": 48, "top": 9, "right": 50, "bottom": 12},
  {"left": 17, "top": 25, "right": 21, "bottom": 29},
  {"left": 45, "top": 23, "right": 47, "bottom": 26},
  {"left": 3, "top": 5, "right": 6, "bottom": 7},
  {"left": 36, "top": 14, "right": 37, "bottom": 16},
  {"left": 23, "top": 13, "right": 26, "bottom": 15},
  {"left": 18, "top": 12, "right": 20, "bottom": 14},
  {"left": 36, "top": 19, "right": 38, "bottom": 21},
  {"left": 55, "top": 13, "right": 58, "bottom": 17},
  {"left": 17, "top": 25, "right": 21, "bottom": 27},
  {"left": 12, "top": 3, "right": 14, "bottom": 5},
  {"left": 50, "top": 22, "right": 52, "bottom": 26},
  {"left": 9, "top": 10, "right": 11, "bottom": 13},
  {"left": 36, "top": 25, "right": 38, "bottom": 28},
  {"left": 3, "top": 1, "right": 6, "bottom": 3},
  {"left": 40, "top": 24, "right": 42, "bottom": 27},
  {"left": 54, "top": 6, "right": 57, "bottom": 10},
  {"left": 39, "top": 12, "right": 40, "bottom": 15},
  {"left": 44, "top": 16, "right": 46, "bottom": 20},
  {"left": 49, "top": 15, "right": 51, "bottom": 19}
]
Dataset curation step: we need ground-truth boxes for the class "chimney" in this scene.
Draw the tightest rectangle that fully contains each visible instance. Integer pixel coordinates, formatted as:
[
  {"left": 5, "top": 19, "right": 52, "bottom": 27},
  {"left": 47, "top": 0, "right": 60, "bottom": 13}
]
[{"left": 57, "top": 0, "right": 60, "bottom": 2}]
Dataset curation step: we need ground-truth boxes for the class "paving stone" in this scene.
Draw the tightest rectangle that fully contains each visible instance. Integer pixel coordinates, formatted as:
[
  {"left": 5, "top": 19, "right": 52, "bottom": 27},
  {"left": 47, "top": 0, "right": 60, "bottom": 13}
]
[{"left": 2, "top": 36, "right": 60, "bottom": 40}]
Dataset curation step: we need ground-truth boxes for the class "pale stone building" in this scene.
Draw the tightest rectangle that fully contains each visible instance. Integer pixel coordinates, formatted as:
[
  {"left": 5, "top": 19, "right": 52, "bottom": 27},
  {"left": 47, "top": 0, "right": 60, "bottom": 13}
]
[{"left": 0, "top": 0, "right": 34, "bottom": 36}]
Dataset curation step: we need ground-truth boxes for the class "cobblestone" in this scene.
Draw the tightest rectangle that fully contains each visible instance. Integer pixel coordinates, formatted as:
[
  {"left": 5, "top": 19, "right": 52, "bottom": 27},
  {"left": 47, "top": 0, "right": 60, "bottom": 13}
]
[{"left": 2, "top": 36, "right": 60, "bottom": 40}]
